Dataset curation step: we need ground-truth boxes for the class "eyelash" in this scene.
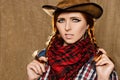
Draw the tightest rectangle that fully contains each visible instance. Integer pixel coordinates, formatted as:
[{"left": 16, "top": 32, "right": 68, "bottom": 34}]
[
  {"left": 57, "top": 18, "right": 81, "bottom": 23},
  {"left": 57, "top": 19, "right": 64, "bottom": 23},
  {"left": 72, "top": 19, "right": 81, "bottom": 22}
]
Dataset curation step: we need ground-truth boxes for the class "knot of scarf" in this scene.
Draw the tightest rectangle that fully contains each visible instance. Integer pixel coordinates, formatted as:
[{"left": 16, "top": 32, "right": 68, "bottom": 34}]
[{"left": 47, "top": 36, "right": 97, "bottom": 80}]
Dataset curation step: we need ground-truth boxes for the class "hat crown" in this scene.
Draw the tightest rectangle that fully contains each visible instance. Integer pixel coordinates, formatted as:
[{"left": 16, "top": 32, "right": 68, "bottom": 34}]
[
  {"left": 42, "top": 0, "right": 103, "bottom": 19},
  {"left": 57, "top": 0, "right": 90, "bottom": 8}
]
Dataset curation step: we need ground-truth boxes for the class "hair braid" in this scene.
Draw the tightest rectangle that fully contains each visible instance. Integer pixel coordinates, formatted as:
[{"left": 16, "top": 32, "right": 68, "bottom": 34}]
[
  {"left": 45, "top": 14, "right": 60, "bottom": 56},
  {"left": 45, "top": 33, "right": 56, "bottom": 56},
  {"left": 88, "top": 27, "right": 98, "bottom": 48}
]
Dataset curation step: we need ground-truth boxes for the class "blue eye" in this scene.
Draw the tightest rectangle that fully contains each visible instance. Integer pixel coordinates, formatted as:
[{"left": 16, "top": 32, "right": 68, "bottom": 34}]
[{"left": 57, "top": 18, "right": 65, "bottom": 23}]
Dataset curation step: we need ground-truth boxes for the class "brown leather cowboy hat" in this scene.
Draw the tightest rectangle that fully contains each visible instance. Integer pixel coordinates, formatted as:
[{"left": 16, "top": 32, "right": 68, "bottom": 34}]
[{"left": 42, "top": 0, "right": 103, "bottom": 19}]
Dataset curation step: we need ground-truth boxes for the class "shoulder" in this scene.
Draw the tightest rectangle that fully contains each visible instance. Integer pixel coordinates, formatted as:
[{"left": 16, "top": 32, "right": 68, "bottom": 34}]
[
  {"left": 38, "top": 49, "right": 46, "bottom": 57},
  {"left": 76, "top": 57, "right": 119, "bottom": 80}
]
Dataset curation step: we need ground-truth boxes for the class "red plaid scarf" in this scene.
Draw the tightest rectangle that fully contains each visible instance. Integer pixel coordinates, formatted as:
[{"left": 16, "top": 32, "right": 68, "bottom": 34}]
[{"left": 47, "top": 36, "right": 97, "bottom": 80}]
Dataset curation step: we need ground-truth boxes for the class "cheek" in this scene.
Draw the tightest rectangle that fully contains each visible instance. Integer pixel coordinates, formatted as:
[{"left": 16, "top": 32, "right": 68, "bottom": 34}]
[
  {"left": 76, "top": 26, "right": 87, "bottom": 35},
  {"left": 56, "top": 26, "right": 65, "bottom": 35}
]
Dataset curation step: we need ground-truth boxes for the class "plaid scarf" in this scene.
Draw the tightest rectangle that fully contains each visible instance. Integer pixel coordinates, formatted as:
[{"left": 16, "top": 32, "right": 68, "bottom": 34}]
[{"left": 47, "top": 36, "right": 97, "bottom": 80}]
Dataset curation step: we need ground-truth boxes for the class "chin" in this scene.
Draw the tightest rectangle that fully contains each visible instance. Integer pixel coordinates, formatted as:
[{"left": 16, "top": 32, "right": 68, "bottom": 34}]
[{"left": 64, "top": 40, "right": 77, "bottom": 45}]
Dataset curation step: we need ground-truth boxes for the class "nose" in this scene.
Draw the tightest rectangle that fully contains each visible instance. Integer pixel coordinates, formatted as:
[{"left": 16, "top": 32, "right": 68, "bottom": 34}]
[{"left": 65, "top": 22, "right": 71, "bottom": 31}]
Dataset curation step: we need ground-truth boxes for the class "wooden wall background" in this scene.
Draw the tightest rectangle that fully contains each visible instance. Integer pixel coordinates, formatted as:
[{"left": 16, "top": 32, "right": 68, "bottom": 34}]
[{"left": 0, "top": 0, "right": 119, "bottom": 80}]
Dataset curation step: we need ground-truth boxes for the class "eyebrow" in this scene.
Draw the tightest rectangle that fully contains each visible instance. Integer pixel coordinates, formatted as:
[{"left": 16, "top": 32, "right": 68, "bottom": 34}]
[
  {"left": 70, "top": 17, "right": 81, "bottom": 19},
  {"left": 57, "top": 16, "right": 81, "bottom": 19}
]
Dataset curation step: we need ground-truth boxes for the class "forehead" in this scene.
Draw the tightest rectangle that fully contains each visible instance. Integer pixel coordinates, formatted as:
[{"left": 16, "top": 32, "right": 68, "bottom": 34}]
[{"left": 57, "top": 12, "right": 84, "bottom": 18}]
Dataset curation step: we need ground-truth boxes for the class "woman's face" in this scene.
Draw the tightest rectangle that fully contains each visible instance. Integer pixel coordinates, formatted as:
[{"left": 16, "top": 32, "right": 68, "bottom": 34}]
[{"left": 56, "top": 12, "right": 89, "bottom": 46}]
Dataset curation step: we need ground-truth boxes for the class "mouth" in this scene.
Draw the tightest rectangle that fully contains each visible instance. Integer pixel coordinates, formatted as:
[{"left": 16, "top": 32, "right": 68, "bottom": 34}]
[{"left": 65, "top": 34, "right": 74, "bottom": 39}]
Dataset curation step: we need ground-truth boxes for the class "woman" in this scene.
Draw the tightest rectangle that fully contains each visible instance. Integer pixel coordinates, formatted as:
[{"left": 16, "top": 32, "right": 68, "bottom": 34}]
[{"left": 27, "top": 0, "right": 118, "bottom": 80}]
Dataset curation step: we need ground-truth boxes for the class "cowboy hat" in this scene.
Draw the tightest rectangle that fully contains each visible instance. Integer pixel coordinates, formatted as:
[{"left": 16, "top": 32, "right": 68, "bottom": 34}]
[{"left": 42, "top": 0, "right": 103, "bottom": 19}]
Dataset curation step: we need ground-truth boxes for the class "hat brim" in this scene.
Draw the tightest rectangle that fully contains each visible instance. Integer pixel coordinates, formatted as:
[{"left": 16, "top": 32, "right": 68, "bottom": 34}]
[{"left": 42, "top": 3, "right": 103, "bottom": 19}]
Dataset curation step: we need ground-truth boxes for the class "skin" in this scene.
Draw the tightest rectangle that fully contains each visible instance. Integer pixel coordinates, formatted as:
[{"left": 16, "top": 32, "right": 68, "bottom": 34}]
[
  {"left": 96, "top": 49, "right": 114, "bottom": 80},
  {"left": 56, "top": 12, "right": 89, "bottom": 46},
  {"left": 27, "top": 57, "right": 48, "bottom": 80},
  {"left": 27, "top": 12, "right": 114, "bottom": 80}
]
